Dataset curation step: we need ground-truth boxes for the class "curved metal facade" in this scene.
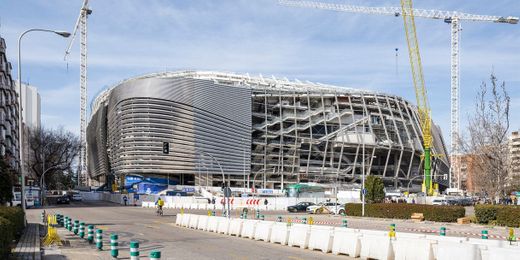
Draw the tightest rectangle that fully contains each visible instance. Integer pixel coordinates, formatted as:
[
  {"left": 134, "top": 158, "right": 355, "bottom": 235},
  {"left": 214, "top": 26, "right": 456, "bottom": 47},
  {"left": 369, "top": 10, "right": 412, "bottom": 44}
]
[{"left": 88, "top": 71, "right": 449, "bottom": 189}]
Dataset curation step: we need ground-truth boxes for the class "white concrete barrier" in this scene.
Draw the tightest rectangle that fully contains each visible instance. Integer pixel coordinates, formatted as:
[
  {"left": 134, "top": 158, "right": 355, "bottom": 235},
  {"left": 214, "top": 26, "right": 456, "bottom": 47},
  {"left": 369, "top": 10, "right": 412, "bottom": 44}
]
[
  {"left": 270, "top": 222, "right": 290, "bottom": 245},
  {"left": 481, "top": 246, "right": 519, "bottom": 260},
  {"left": 181, "top": 214, "right": 191, "bottom": 227},
  {"left": 188, "top": 214, "right": 200, "bottom": 229},
  {"left": 288, "top": 224, "right": 311, "bottom": 249},
  {"left": 175, "top": 213, "right": 184, "bottom": 226},
  {"left": 467, "top": 238, "right": 510, "bottom": 248},
  {"left": 308, "top": 225, "right": 334, "bottom": 253},
  {"left": 228, "top": 218, "right": 244, "bottom": 236},
  {"left": 254, "top": 221, "right": 275, "bottom": 242},
  {"left": 332, "top": 227, "right": 361, "bottom": 257},
  {"left": 395, "top": 232, "right": 427, "bottom": 239},
  {"left": 359, "top": 235, "right": 394, "bottom": 260},
  {"left": 217, "top": 218, "right": 231, "bottom": 234},
  {"left": 197, "top": 215, "right": 209, "bottom": 231},
  {"left": 436, "top": 241, "right": 481, "bottom": 260},
  {"left": 207, "top": 216, "right": 221, "bottom": 233},
  {"left": 241, "top": 220, "right": 259, "bottom": 239},
  {"left": 393, "top": 237, "right": 434, "bottom": 260}
]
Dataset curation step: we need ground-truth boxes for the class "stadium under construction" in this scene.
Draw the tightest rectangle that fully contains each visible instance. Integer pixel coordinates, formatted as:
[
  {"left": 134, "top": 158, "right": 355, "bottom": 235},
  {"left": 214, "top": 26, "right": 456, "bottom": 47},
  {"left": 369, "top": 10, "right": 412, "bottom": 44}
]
[{"left": 87, "top": 71, "right": 449, "bottom": 191}]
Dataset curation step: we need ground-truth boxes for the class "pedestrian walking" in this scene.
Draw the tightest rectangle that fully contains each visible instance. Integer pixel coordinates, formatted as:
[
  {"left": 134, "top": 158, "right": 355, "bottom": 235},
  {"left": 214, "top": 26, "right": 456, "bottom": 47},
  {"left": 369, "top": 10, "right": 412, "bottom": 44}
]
[
  {"left": 123, "top": 195, "right": 128, "bottom": 206},
  {"left": 264, "top": 199, "right": 268, "bottom": 210}
]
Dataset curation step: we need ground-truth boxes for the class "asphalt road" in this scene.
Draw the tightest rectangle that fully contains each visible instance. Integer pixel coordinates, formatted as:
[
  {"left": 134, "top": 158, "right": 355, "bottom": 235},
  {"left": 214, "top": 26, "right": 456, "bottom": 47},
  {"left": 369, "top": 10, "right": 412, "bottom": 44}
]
[{"left": 28, "top": 201, "right": 352, "bottom": 260}]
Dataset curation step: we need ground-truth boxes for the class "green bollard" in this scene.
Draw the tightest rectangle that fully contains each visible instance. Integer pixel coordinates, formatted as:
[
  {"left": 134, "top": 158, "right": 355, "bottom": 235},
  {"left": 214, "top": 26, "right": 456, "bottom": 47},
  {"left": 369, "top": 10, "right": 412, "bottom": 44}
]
[
  {"left": 73, "top": 220, "right": 79, "bottom": 235},
  {"left": 260, "top": 214, "right": 265, "bottom": 221},
  {"left": 79, "top": 222, "right": 85, "bottom": 238},
  {"left": 277, "top": 216, "right": 282, "bottom": 222},
  {"left": 96, "top": 229, "right": 103, "bottom": 250},
  {"left": 440, "top": 227, "right": 446, "bottom": 236},
  {"left": 110, "top": 234, "right": 118, "bottom": 258},
  {"left": 68, "top": 219, "right": 73, "bottom": 231},
  {"left": 342, "top": 219, "right": 348, "bottom": 227},
  {"left": 212, "top": 210, "right": 216, "bottom": 216},
  {"left": 130, "top": 240, "right": 139, "bottom": 260},
  {"left": 149, "top": 250, "right": 161, "bottom": 260},
  {"left": 482, "top": 230, "right": 489, "bottom": 239},
  {"left": 87, "top": 225, "right": 94, "bottom": 243},
  {"left": 256, "top": 210, "right": 260, "bottom": 219},
  {"left": 302, "top": 217, "right": 307, "bottom": 224}
]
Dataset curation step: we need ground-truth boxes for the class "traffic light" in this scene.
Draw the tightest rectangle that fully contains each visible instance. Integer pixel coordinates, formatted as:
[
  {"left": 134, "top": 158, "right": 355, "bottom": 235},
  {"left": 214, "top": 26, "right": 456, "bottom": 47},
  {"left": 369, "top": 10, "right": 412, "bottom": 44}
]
[{"left": 162, "top": 142, "right": 169, "bottom": 154}]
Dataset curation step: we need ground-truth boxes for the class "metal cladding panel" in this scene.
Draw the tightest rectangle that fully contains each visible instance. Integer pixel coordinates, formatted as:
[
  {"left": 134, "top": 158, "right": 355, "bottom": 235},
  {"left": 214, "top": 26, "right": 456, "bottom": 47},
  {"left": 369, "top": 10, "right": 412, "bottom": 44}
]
[
  {"left": 86, "top": 105, "right": 110, "bottom": 178},
  {"left": 102, "top": 77, "right": 251, "bottom": 177}
]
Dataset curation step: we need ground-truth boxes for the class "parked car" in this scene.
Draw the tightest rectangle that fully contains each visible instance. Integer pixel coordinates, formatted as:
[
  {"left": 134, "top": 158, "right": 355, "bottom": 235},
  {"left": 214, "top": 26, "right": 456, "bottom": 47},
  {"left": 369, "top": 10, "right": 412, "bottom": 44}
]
[
  {"left": 56, "top": 195, "right": 70, "bottom": 204},
  {"left": 307, "top": 202, "right": 343, "bottom": 214},
  {"left": 287, "top": 202, "right": 315, "bottom": 212},
  {"left": 432, "top": 198, "right": 447, "bottom": 205},
  {"left": 72, "top": 193, "right": 83, "bottom": 201}
]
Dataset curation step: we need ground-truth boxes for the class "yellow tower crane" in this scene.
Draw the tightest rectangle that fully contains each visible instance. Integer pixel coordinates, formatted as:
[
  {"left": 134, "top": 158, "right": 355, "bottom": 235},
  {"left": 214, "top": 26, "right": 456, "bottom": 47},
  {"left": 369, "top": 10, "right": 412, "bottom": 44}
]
[{"left": 399, "top": 0, "right": 433, "bottom": 195}]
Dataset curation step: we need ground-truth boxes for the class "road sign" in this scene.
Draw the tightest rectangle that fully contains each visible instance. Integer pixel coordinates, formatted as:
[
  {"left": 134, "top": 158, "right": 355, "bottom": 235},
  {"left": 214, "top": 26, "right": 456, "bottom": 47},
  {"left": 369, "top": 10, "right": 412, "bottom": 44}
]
[{"left": 223, "top": 187, "right": 232, "bottom": 197}]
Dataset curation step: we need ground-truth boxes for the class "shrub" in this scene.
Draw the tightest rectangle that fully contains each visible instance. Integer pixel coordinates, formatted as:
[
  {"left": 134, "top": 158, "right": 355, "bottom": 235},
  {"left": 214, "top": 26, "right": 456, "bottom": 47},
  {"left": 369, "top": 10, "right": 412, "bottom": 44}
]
[
  {"left": 0, "top": 217, "right": 14, "bottom": 259},
  {"left": 345, "top": 203, "right": 465, "bottom": 222},
  {"left": 496, "top": 207, "right": 520, "bottom": 227},
  {"left": 0, "top": 207, "right": 25, "bottom": 237},
  {"left": 475, "top": 205, "right": 520, "bottom": 227},
  {"left": 474, "top": 205, "right": 502, "bottom": 224}
]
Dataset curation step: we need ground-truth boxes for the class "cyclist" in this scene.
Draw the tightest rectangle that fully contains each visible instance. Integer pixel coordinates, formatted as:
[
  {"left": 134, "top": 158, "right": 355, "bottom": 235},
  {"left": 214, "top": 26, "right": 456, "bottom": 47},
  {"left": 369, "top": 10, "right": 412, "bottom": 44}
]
[{"left": 155, "top": 197, "right": 165, "bottom": 216}]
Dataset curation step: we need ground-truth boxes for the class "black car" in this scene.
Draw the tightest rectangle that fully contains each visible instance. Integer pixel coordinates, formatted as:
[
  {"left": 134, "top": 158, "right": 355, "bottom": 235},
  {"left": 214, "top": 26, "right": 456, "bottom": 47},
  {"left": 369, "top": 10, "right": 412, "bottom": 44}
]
[
  {"left": 287, "top": 202, "right": 315, "bottom": 212},
  {"left": 56, "top": 196, "right": 70, "bottom": 204}
]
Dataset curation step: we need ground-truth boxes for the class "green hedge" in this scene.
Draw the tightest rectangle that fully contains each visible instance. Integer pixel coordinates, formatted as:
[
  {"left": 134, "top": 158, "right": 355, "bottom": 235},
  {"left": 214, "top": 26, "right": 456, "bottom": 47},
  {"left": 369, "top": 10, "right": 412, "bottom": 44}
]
[
  {"left": 0, "top": 207, "right": 24, "bottom": 259},
  {"left": 345, "top": 203, "right": 465, "bottom": 222},
  {"left": 475, "top": 205, "right": 520, "bottom": 227}
]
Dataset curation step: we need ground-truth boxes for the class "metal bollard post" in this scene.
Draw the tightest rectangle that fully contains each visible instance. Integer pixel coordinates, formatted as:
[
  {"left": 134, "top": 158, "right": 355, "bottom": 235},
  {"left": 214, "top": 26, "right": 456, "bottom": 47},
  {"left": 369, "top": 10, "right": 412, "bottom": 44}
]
[
  {"left": 302, "top": 217, "right": 307, "bottom": 224},
  {"left": 481, "top": 230, "right": 488, "bottom": 239},
  {"left": 277, "top": 216, "right": 282, "bottom": 222},
  {"left": 96, "top": 229, "right": 103, "bottom": 250},
  {"left": 342, "top": 219, "right": 348, "bottom": 227},
  {"left": 74, "top": 220, "right": 79, "bottom": 235},
  {"left": 440, "top": 227, "right": 446, "bottom": 236},
  {"left": 110, "top": 234, "right": 118, "bottom": 258},
  {"left": 87, "top": 225, "right": 94, "bottom": 243},
  {"left": 41, "top": 211, "right": 46, "bottom": 223},
  {"left": 79, "top": 222, "right": 85, "bottom": 238},
  {"left": 130, "top": 240, "right": 139, "bottom": 260},
  {"left": 149, "top": 250, "right": 161, "bottom": 260}
]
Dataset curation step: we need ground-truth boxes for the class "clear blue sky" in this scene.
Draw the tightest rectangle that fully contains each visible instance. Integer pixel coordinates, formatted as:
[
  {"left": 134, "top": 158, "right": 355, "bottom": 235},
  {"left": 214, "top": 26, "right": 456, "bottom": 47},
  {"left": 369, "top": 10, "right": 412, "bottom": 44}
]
[{"left": 1, "top": 0, "right": 519, "bottom": 149}]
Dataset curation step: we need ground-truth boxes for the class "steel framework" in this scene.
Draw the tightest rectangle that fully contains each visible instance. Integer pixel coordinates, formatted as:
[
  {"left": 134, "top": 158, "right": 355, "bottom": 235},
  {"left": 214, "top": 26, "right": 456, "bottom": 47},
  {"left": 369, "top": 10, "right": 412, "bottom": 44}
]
[{"left": 278, "top": 0, "right": 518, "bottom": 189}]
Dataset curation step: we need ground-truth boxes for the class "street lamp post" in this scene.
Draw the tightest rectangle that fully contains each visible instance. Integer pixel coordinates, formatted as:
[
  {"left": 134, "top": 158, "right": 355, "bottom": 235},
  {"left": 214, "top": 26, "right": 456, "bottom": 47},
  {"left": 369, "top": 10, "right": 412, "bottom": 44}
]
[{"left": 17, "top": 28, "right": 70, "bottom": 217}]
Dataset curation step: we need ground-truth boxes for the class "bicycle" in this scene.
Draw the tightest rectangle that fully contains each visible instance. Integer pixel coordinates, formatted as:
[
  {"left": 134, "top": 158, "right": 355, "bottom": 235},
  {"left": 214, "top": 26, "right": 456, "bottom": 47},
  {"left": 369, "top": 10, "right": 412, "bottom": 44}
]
[{"left": 156, "top": 206, "right": 163, "bottom": 216}]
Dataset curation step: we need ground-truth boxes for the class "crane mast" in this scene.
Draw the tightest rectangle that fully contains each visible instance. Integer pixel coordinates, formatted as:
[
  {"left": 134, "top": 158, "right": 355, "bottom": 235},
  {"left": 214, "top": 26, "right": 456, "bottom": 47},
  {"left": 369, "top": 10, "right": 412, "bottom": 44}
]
[
  {"left": 64, "top": 0, "right": 91, "bottom": 186},
  {"left": 279, "top": 0, "right": 518, "bottom": 191},
  {"left": 399, "top": 0, "right": 433, "bottom": 194}
]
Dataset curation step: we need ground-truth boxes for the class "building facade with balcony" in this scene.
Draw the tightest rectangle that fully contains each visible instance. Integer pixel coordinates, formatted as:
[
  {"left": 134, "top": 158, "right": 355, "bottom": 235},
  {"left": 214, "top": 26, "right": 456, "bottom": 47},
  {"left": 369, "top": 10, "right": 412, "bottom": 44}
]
[
  {"left": 87, "top": 71, "right": 449, "bottom": 190},
  {"left": 0, "top": 35, "right": 20, "bottom": 170}
]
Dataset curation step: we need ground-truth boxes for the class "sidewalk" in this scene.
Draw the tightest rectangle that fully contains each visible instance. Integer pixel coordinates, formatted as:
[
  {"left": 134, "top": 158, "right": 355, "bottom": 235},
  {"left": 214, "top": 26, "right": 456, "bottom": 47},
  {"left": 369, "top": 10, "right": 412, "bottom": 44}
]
[{"left": 12, "top": 223, "right": 41, "bottom": 260}]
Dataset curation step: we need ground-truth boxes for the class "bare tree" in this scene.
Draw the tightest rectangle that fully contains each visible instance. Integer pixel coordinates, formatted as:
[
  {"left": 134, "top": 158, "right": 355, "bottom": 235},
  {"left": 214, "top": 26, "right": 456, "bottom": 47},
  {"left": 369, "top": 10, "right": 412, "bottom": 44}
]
[
  {"left": 463, "top": 73, "right": 511, "bottom": 200},
  {"left": 26, "top": 126, "right": 80, "bottom": 189}
]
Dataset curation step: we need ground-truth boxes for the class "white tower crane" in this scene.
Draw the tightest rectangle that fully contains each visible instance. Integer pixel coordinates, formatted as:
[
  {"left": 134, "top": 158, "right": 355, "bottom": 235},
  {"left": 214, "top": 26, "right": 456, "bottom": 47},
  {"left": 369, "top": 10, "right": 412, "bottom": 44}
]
[
  {"left": 64, "top": 0, "right": 92, "bottom": 186},
  {"left": 279, "top": 0, "right": 518, "bottom": 189}
]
